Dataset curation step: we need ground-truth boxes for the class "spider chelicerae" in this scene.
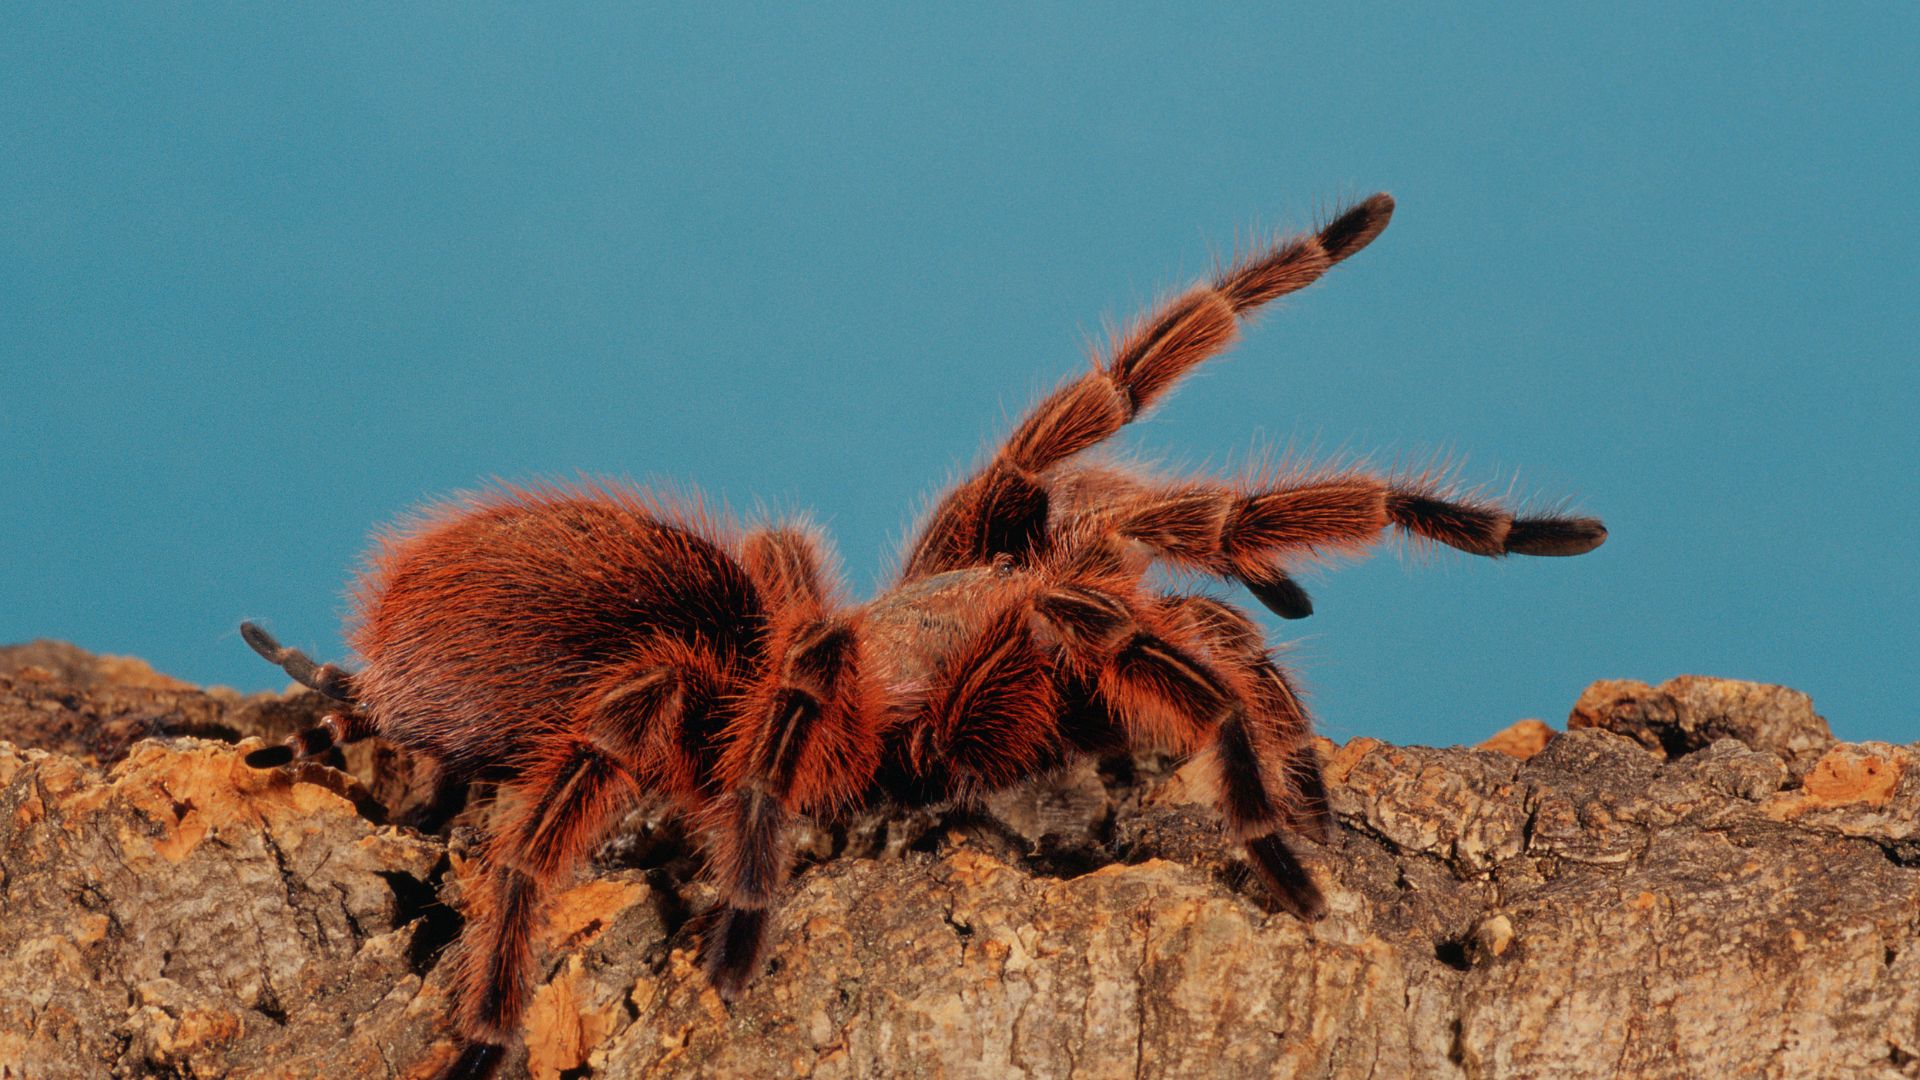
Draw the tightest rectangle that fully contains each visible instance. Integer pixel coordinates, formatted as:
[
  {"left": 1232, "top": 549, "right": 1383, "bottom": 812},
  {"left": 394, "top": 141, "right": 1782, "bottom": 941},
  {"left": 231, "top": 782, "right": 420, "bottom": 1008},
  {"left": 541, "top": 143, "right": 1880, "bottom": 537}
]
[{"left": 240, "top": 192, "right": 1605, "bottom": 1079}]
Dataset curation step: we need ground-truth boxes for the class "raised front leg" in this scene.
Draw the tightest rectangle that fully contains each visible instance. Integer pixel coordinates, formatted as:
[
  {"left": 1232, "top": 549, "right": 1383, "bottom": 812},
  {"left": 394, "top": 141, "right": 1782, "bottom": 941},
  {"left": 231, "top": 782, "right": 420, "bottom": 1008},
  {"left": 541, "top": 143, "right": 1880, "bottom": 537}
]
[{"left": 900, "top": 195, "right": 1397, "bottom": 580}]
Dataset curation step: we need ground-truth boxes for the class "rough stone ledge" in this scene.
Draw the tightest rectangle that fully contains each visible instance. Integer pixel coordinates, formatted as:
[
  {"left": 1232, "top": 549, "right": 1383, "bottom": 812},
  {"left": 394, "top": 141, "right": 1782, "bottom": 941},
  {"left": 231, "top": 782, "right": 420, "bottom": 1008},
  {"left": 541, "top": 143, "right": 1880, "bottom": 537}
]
[{"left": 1, "top": 643, "right": 1915, "bottom": 1079}]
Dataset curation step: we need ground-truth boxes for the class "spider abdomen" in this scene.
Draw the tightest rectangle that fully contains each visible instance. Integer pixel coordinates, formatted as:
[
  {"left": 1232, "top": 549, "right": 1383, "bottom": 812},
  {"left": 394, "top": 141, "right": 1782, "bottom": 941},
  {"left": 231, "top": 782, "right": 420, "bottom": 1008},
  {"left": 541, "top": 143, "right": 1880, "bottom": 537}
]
[{"left": 347, "top": 484, "right": 767, "bottom": 772}]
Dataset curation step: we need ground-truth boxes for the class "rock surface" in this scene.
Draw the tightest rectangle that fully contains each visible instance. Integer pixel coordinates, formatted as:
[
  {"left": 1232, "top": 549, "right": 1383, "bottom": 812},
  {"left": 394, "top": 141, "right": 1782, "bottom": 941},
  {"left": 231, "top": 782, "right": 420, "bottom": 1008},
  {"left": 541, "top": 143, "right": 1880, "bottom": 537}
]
[{"left": 1, "top": 643, "right": 1915, "bottom": 1079}]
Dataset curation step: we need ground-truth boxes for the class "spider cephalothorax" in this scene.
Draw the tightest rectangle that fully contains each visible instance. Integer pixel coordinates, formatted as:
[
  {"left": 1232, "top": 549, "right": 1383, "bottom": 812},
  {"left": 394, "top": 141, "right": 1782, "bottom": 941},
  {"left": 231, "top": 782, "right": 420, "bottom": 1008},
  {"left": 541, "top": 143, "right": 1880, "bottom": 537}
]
[{"left": 240, "top": 193, "right": 1605, "bottom": 1079}]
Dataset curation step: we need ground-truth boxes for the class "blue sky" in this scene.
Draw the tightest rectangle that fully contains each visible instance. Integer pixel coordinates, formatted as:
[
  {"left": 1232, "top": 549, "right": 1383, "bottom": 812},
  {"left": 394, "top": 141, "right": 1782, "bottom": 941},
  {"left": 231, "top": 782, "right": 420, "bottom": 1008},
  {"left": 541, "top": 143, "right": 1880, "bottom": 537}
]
[{"left": 4, "top": 6, "right": 1915, "bottom": 746}]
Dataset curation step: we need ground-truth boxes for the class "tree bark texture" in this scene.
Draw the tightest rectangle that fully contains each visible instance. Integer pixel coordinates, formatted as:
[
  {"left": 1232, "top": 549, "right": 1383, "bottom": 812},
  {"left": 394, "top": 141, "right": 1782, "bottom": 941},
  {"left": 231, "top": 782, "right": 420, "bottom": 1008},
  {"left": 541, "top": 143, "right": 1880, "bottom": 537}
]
[{"left": 1, "top": 641, "right": 1914, "bottom": 1079}]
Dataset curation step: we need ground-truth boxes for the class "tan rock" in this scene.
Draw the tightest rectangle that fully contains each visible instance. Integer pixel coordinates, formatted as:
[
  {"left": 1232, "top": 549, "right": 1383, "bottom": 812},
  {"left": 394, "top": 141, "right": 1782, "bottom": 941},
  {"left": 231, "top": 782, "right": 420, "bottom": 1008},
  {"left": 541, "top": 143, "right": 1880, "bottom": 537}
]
[
  {"left": 1477, "top": 718, "right": 1555, "bottom": 759},
  {"left": 1801, "top": 743, "right": 1907, "bottom": 807},
  {"left": 1568, "top": 674, "right": 1835, "bottom": 776}
]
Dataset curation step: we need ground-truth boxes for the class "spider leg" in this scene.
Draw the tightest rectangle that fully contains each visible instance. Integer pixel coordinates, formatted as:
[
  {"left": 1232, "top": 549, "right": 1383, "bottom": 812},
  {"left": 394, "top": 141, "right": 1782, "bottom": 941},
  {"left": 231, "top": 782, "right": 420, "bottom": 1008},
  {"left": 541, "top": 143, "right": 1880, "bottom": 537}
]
[
  {"left": 901, "top": 195, "right": 1395, "bottom": 580},
  {"left": 240, "top": 621, "right": 356, "bottom": 701},
  {"left": 1159, "top": 595, "right": 1333, "bottom": 842},
  {"left": 436, "top": 1042, "right": 506, "bottom": 1080},
  {"left": 740, "top": 524, "right": 835, "bottom": 610},
  {"left": 1239, "top": 565, "right": 1315, "bottom": 620},
  {"left": 1262, "top": 664, "right": 1335, "bottom": 843},
  {"left": 592, "top": 639, "right": 731, "bottom": 800},
  {"left": 704, "top": 615, "right": 878, "bottom": 999},
  {"left": 1031, "top": 582, "right": 1329, "bottom": 918},
  {"left": 434, "top": 645, "right": 723, "bottom": 1077},
  {"left": 243, "top": 707, "right": 376, "bottom": 768},
  {"left": 907, "top": 606, "right": 1062, "bottom": 802},
  {"left": 443, "top": 735, "right": 643, "bottom": 1079},
  {"left": 237, "top": 621, "right": 372, "bottom": 780},
  {"left": 1080, "top": 469, "right": 1604, "bottom": 615}
]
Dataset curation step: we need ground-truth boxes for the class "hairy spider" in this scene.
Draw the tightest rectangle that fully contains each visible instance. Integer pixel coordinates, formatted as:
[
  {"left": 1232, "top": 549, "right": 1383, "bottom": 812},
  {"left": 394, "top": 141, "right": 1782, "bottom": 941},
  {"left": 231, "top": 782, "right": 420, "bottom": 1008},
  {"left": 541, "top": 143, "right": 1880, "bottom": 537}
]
[{"left": 239, "top": 193, "right": 1605, "bottom": 1079}]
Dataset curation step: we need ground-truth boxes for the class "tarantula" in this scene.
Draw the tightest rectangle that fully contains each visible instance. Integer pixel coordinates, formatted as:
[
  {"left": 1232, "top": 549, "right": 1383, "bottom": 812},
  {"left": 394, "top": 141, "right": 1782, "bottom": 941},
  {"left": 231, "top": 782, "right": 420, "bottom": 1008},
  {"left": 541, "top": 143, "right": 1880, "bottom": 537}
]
[{"left": 239, "top": 192, "right": 1605, "bottom": 1079}]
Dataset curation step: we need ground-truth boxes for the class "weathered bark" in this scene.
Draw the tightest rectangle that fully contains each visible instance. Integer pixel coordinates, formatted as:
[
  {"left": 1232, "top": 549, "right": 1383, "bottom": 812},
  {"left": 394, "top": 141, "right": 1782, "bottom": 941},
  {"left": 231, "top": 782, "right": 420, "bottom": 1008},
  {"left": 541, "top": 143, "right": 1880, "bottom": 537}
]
[{"left": 1, "top": 643, "right": 1915, "bottom": 1079}]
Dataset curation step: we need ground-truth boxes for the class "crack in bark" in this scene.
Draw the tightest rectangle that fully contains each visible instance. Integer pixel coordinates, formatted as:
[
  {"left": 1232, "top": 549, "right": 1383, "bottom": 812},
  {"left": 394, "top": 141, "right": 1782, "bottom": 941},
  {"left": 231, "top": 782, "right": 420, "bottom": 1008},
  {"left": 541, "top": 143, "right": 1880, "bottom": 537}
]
[{"left": 1133, "top": 904, "right": 1151, "bottom": 1080}]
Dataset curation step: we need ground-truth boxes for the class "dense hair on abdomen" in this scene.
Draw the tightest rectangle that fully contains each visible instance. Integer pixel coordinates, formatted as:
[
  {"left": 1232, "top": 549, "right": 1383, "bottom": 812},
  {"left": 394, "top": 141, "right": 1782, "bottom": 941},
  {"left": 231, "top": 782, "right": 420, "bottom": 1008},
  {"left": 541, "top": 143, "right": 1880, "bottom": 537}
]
[{"left": 348, "top": 482, "right": 766, "bottom": 771}]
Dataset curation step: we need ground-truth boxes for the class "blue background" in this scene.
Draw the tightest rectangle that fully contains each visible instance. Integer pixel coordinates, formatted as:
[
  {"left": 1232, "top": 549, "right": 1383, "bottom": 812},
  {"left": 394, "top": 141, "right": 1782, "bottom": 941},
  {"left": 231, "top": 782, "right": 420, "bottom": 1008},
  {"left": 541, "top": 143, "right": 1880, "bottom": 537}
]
[{"left": 5, "top": 7, "right": 1915, "bottom": 747}]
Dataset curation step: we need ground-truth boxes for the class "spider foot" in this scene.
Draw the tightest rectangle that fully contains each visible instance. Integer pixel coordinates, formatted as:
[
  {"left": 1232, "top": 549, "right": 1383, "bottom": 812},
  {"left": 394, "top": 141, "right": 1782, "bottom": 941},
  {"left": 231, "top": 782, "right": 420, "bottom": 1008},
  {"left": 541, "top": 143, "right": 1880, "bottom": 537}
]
[
  {"left": 702, "top": 905, "right": 770, "bottom": 1001},
  {"left": 1505, "top": 515, "right": 1608, "bottom": 556},
  {"left": 1244, "top": 569, "right": 1314, "bottom": 619},
  {"left": 1245, "top": 832, "right": 1328, "bottom": 921},
  {"left": 434, "top": 1040, "right": 505, "bottom": 1080}
]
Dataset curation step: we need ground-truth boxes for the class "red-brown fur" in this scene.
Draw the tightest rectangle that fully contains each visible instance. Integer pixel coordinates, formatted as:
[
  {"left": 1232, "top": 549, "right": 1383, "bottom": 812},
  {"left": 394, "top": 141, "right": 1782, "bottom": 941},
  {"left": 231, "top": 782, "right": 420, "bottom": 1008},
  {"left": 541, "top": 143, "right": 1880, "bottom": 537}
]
[{"left": 238, "top": 193, "right": 1606, "bottom": 1080}]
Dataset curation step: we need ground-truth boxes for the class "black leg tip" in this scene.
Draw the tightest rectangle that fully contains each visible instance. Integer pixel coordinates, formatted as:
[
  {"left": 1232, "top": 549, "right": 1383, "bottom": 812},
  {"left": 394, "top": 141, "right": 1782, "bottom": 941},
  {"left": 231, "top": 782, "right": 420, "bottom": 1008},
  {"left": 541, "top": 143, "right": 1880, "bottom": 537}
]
[
  {"left": 1358, "top": 191, "right": 1395, "bottom": 219},
  {"left": 1320, "top": 193, "right": 1396, "bottom": 261},
  {"left": 1246, "top": 572, "right": 1314, "bottom": 620},
  {"left": 1505, "top": 516, "right": 1607, "bottom": 557},
  {"left": 435, "top": 1041, "right": 506, "bottom": 1080},
  {"left": 245, "top": 744, "right": 295, "bottom": 768},
  {"left": 1245, "top": 832, "right": 1328, "bottom": 921},
  {"left": 239, "top": 621, "right": 279, "bottom": 660},
  {"left": 703, "top": 906, "right": 769, "bottom": 1001}
]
